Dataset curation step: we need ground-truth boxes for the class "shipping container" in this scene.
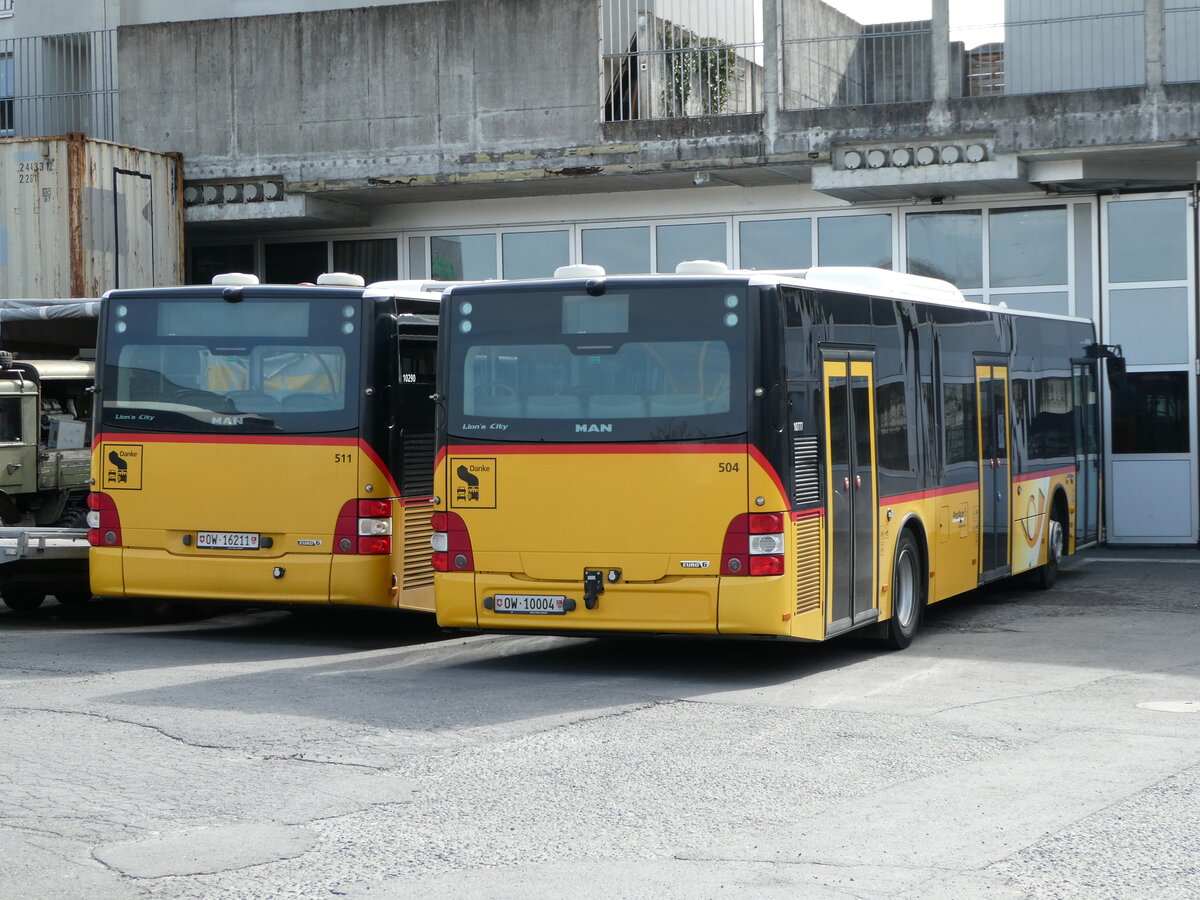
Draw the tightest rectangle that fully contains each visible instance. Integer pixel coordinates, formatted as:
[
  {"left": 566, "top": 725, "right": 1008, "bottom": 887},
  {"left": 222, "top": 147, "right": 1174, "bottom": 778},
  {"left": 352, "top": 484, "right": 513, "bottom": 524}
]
[{"left": 0, "top": 132, "right": 183, "bottom": 298}]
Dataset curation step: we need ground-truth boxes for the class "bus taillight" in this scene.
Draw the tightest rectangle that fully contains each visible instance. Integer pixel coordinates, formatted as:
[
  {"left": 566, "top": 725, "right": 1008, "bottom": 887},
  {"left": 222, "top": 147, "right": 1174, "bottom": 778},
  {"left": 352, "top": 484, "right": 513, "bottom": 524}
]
[
  {"left": 86, "top": 492, "right": 122, "bottom": 547},
  {"left": 722, "top": 513, "right": 785, "bottom": 576},
  {"left": 334, "top": 499, "right": 393, "bottom": 555},
  {"left": 431, "top": 511, "right": 473, "bottom": 572}
]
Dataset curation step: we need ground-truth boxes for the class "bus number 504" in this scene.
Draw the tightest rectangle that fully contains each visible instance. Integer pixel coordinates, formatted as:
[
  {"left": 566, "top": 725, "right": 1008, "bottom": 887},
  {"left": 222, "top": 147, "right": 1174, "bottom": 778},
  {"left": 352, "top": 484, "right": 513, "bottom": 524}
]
[{"left": 719, "top": 462, "right": 739, "bottom": 473}]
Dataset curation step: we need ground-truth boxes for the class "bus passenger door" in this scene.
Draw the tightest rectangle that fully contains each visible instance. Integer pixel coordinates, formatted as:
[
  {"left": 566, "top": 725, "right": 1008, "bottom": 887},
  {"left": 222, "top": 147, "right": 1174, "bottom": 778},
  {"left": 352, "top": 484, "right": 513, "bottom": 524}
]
[
  {"left": 976, "top": 363, "right": 1011, "bottom": 578},
  {"left": 1073, "top": 360, "right": 1101, "bottom": 546},
  {"left": 823, "top": 353, "right": 878, "bottom": 634}
]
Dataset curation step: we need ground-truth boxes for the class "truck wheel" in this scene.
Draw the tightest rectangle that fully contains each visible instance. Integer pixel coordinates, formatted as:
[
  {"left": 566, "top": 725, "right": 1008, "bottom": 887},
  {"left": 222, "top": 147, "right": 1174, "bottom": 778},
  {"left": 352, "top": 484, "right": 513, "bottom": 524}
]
[
  {"left": 56, "top": 507, "right": 89, "bottom": 529},
  {"left": 3, "top": 590, "right": 47, "bottom": 613}
]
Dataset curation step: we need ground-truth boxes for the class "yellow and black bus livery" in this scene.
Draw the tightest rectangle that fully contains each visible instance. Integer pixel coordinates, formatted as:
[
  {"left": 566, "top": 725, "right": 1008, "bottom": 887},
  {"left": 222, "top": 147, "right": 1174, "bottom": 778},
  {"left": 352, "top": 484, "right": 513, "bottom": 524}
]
[
  {"left": 431, "top": 263, "right": 1105, "bottom": 646},
  {"left": 89, "top": 274, "right": 442, "bottom": 609}
]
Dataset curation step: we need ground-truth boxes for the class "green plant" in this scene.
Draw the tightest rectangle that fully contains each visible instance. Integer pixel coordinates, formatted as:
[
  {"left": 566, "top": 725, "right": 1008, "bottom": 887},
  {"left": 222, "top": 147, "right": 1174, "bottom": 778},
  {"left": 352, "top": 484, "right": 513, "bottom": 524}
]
[{"left": 659, "top": 24, "right": 739, "bottom": 116}]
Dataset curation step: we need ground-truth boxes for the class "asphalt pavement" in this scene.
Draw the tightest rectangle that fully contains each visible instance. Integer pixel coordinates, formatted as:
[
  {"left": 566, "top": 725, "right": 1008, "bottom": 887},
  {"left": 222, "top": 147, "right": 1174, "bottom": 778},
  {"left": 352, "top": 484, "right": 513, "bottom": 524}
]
[{"left": 0, "top": 546, "right": 1197, "bottom": 899}]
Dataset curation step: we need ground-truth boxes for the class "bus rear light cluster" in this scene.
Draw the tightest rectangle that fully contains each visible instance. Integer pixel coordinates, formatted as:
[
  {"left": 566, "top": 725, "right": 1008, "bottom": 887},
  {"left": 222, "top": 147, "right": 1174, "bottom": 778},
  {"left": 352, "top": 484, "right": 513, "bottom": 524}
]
[
  {"left": 86, "top": 493, "right": 122, "bottom": 547},
  {"left": 721, "top": 512, "right": 785, "bottom": 576},
  {"left": 334, "top": 499, "right": 393, "bottom": 555},
  {"left": 431, "top": 511, "right": 474, "bottom": 572}
]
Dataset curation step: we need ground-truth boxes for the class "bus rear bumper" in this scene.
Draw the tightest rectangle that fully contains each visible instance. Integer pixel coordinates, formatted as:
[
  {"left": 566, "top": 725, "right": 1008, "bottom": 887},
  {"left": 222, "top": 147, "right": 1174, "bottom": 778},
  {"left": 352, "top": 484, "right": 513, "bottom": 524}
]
[
  {"left": 91, "top": 547, "right": 418, "bottom": 608},
  {"left": 435, "top": 572, "right": 808, "bottom": 637}
]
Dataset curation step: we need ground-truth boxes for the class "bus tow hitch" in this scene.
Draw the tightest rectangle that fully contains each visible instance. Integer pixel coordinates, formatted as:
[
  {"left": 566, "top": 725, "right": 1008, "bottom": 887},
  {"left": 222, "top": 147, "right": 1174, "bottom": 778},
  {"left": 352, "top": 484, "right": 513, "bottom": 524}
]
[{"left": 583, "top": 569, "right": 605, "bottom": 609}]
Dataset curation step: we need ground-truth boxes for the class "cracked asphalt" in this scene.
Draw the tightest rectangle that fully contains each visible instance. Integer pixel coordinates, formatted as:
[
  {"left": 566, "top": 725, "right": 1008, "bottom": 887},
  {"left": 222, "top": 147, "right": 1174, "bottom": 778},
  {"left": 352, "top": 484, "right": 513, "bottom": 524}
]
[{"left": 1, "top": 547, "right": 1198, "bottom": 899}]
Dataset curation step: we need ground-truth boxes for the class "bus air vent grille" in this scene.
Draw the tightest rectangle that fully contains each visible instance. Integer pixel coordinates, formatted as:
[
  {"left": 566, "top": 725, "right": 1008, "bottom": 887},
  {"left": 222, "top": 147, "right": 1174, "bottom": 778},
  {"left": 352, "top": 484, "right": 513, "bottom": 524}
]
[
  {"left": 793, "top": 436, "right": 820, "bottom": 505},
  {"left": 401, "top": 434, "right": 436, "bottom": 497},
  {"left": 795, "top": 515, "right": 822, "bottom": 615},
  {"left": 402, "top": 504, "right": 436, "bottom": 589}
]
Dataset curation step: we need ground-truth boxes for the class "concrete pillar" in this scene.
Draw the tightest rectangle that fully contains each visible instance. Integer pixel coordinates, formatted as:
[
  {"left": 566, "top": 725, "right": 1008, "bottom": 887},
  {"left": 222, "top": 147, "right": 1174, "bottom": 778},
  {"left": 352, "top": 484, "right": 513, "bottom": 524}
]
[
  {"left": 931, "top": 0, "right": 950, "bottom": 103},
  {"left": 762, "top": 0, "right": 779, "bottom": 154},
  {"left": 928, "top": 0, "right": 951, "bottom": 130},
  {"left": 1145, "top": 0, "right": 1164, "bottom": 92}
]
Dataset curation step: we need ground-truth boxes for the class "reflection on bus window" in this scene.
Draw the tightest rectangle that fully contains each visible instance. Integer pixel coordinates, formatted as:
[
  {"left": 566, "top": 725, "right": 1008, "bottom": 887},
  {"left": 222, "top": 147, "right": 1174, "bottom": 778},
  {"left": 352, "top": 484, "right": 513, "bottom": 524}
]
[
  {"left": 115, "top": 344, "right": 347, "bottom": 415},
  {"left": 462, "top": 341, "right": 732, "bottom": 420}
]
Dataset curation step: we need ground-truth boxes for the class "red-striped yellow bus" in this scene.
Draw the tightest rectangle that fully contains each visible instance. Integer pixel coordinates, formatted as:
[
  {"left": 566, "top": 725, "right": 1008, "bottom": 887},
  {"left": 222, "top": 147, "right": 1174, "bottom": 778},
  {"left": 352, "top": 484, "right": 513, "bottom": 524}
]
[
  {"left": 89, "top": 273, "right": 443, "bottom": 610},
  {"left": 431, "top": 262, "right": 1106, "bottom": 646}
]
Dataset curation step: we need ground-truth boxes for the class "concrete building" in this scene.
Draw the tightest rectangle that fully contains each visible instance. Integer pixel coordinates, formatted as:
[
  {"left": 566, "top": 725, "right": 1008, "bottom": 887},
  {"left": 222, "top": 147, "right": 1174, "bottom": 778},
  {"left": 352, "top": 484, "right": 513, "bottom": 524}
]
[{"left": 2, "top": 0, "right": 1199, "bottom": 544}]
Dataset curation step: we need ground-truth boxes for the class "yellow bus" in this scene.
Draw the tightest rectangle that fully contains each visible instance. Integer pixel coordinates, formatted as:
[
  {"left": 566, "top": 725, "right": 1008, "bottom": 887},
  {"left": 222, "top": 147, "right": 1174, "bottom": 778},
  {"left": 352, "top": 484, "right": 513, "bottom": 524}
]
[
  {"left": 432, "top": 262, "right": 1108, "bottom": 647},
  {"left": 89, "top": 273, "right": 443, "bottom": 610}
]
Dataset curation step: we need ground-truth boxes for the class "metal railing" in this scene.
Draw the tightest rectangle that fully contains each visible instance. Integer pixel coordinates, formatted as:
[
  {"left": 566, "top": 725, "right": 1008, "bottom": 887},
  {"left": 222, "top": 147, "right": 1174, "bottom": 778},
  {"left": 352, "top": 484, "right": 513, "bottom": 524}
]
[
  {"left": 0, "top": 30, "right": 117, "bottom": 141},
  {"left": 1165, "top": 4, "right": 1200, "bottom": 83},
  {"left": 774, "top": 0, "right": 1147, "bottom": 111},
  {"left": 951, "top": 7, "right": 1146, "bottom": 98},
  {"left": 782, "top": 19, "right": 933, "bottom": 110},
  {"left": 602, "top": 0, "right": 763, "bottom": 122}
]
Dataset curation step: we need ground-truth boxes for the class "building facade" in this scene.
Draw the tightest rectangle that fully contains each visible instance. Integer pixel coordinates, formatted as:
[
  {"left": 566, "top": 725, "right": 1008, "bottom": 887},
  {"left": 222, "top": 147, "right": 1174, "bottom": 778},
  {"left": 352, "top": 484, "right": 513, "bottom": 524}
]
[{"left": 2, "top": 0, "right": 1199, "bottom": 544}]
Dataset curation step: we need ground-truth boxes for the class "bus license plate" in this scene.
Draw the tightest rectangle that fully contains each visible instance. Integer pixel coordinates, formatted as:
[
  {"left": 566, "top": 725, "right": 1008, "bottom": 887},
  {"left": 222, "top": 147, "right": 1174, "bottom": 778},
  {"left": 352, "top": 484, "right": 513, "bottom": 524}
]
[
  {"left": 493, "top": 594, "right": 567, "bottom": 615},
  {"left": 196, "top": 531, "right": 260, "bottom": 550}
]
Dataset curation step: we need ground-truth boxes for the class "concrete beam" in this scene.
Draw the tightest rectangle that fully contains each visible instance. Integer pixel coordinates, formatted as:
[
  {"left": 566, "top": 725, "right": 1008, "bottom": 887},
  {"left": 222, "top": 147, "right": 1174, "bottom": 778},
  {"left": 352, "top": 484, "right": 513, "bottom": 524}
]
[
  {"left": 812, "top": 155, "right": 1032, "bottom": 202},
  {"left": 184, "top": 194, "right": 367, "bottom": 232},
  {"left": 1027, "top": 157, "right": 1198, "bottom": 188}
]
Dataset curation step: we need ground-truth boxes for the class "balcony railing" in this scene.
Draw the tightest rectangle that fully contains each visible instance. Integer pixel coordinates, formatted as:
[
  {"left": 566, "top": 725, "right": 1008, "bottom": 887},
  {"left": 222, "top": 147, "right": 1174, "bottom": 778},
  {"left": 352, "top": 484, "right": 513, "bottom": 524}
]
[
  {"left": 0, "top": 1, "right": 14, "bottom": 15},
  {"left": 782, "top": 20, "right": 933, "bottom": 110},
  {"left": 0, "top": 30, "right": 117, "bottom": 142},
  {"left": 602, "top": 0, "right": 763, "bottom": 122}
]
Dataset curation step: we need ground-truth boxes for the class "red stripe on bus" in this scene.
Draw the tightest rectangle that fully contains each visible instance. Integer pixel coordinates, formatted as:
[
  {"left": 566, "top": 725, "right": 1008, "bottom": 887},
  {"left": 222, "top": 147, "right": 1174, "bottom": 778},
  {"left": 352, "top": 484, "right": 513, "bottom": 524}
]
[
  {"left": 439, "top": 442, "right": 755, "bottom": 460},
  {"left": 791, "top": 507, "right": 825, "bottom": 521},
  {"left": 1013, "top": 465, "right": 1077, "bottom": 484},
  {"left": 95, "top": 432, "right": 357, "bottom": 446},
  {"left": 880, "top": 483, "right": 980, "bottom": 506}
]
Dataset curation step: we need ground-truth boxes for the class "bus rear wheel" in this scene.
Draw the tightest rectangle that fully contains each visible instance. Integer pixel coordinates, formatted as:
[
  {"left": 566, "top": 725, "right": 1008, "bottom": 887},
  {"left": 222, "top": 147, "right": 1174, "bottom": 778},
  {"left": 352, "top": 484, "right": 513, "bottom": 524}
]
[
  {"left": 1035, "top": 509, "right": 1065, "bottom": 590},
  {"left": 882, "top": 531, "right": 924, "bottom": 650}
]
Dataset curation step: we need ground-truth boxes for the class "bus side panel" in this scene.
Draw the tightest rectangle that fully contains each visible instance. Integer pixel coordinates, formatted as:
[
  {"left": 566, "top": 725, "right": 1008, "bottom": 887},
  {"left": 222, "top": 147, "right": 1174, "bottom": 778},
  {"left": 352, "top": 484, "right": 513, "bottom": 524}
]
[
  {"left": 927, "top": 485, "right": 981, "bottom": 604},
  {"left": 1010, "top": 470, "right": 1076, "bottom": 575}
]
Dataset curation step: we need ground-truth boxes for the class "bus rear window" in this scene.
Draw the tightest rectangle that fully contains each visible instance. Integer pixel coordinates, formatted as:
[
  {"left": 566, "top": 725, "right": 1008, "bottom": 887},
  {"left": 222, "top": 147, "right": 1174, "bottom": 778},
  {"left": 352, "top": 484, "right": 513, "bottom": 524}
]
[
  {"left": 464, "top": 341, "right": 731, "bottom": 420},
  {"left": 447, "top": 284, "right": 748, "bottom": 441},
  {"left": 102, "top": 295, "right": 361, "bottom": 434}
]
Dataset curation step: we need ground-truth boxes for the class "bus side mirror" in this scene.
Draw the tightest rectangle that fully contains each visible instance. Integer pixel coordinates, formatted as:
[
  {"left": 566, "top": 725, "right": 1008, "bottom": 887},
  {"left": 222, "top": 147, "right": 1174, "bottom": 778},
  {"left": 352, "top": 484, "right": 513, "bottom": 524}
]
[{"left": 1085, "top": 343, "right": 1125, "bottom": 390}]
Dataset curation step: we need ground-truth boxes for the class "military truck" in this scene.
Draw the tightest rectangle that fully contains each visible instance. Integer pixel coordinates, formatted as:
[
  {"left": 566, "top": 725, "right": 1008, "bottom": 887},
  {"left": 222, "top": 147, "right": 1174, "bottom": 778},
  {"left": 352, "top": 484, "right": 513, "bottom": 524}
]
[{"left": 0, "top": 299, "right": 99, "bottom": 612}]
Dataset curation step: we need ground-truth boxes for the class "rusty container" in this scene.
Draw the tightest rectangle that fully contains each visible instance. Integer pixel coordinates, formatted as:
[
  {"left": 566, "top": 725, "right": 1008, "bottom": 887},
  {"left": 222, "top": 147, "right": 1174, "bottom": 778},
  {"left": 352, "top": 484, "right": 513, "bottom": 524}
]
[{"left": 0, "top": 132, "right": 183, "bottom": 298}]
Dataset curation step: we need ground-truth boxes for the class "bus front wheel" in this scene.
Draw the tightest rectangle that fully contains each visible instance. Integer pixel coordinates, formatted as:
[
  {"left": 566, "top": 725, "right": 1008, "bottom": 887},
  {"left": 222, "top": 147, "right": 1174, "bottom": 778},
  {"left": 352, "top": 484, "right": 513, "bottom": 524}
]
[{"left": 882, "top": 530, "right": 924, "bottom": 650}]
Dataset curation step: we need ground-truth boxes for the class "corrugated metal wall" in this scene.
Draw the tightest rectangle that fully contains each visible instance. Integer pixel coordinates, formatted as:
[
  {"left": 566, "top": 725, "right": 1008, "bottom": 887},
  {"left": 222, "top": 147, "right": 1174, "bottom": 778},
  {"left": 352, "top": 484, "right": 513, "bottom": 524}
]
[{"left": 0, "top": 134, "right": 182, "bottom": 298}]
